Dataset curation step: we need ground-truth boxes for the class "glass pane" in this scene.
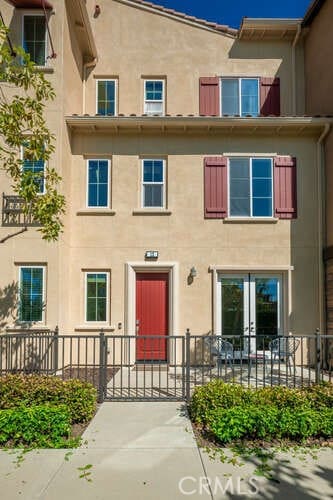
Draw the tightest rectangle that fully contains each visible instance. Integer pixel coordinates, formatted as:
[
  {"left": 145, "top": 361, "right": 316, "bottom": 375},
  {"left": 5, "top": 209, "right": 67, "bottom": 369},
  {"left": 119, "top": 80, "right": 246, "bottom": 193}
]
[
  {"left": 145, "top": 101, "right": 163, "bottom": 114},
  {"left": 86, "top": 274, "right": 107, "bottom": 321},
  {"left": 229, "top": 158, "right": 250, "bottom": 216},
  {"left": 20, "top": 268, "right": 43, "bottom": 322},
  {"left": 143, "top": 161, "right": 153, "bottom": 182},
  {"left": 253, "top": 198, "right": 272, "bottom": 217},
  {"left": 255, "top": 278, "right": 278, "bottom": 349},
  {"left": 221, "top": 79, "right": 239, "bottom": 116},
  {"left": 252, "top": 159, "right": 272, "bottom": 217},
  {"left": 252, "top": 159, "right": 272, "bottom": 178},
  {"left": 241, "top": 79, "right": 259, "bottom": 116},
  {"left": 88, "top": 185, "right": 98, "bottom": 207},
  {"left": 221, "top": 278, "right": 244, "bottom": 349},
  {"left": 87, "top": 298, "right": 96, "bottom": 321},
  {"left": 144, "top": 185, "right": 163, "bottom": 207},
  {"left": 152, "top": 161, "right": 163, "bottom": 182},
  {"left": 98, "top": 81, "right": 106, "bottom": 101}
]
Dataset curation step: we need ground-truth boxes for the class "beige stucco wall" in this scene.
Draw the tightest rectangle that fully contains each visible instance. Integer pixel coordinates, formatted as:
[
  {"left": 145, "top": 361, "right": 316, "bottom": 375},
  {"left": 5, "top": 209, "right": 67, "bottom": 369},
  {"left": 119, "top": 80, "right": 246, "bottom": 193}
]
[
  {"left": 0, "top": 0, "right": 323, "bottom": 342},
  {"left": 65, "top": 131, "right": 321, "bottom": 336},
  {"left": 303, "top": 0, "right": 333, "bottom": 335},
  {"left": 84, "top": 0, "right": 295, "bottom": 116}
]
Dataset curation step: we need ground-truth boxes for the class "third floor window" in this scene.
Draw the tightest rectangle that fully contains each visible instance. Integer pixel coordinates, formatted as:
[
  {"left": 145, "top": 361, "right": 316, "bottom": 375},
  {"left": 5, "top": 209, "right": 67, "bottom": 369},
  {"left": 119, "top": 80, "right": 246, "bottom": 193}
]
[
  {"left": 221, "top": 78, "right": 259, "bottom": 117},
  {"left": 144, "top": 80, "right": 164, "bottom": 115},
  {"left": 23, "top": 15, "right": 46, "bottom": 66},
  {"left": 96, "top": 80, "right": 117, "bottom": 116}
]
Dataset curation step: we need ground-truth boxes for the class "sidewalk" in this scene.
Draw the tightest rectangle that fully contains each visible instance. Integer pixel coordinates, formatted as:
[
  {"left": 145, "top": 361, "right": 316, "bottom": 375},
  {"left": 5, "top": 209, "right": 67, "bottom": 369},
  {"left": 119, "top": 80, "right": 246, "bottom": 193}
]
[{"left": 0, "top": 402, "right": 332, "bottom": 499}]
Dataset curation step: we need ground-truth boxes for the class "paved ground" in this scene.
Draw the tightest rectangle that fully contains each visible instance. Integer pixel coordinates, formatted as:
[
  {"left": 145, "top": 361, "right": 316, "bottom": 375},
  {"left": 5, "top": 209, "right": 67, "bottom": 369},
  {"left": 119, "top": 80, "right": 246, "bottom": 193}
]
[{"left": 0, "top": 402, "right": 332, "bottom": 499}]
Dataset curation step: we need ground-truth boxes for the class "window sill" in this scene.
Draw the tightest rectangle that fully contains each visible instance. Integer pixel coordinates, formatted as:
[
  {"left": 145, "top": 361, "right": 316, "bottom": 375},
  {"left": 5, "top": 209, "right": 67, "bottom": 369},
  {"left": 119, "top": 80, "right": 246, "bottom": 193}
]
[
  {"left": 5, "top": 325, "right": 50, "bottom": 332},
  {"left": 74, "top": 325, "right": 115, "bottom": 332},
  {"left": 223, "top": 218, "right": 278, "bottom": 223},
  {"left": 76, "top": 209, "right": 116, "bottom": 216},
  {"left": 132, "top": 209, "right": 172, "bottom": 216}
]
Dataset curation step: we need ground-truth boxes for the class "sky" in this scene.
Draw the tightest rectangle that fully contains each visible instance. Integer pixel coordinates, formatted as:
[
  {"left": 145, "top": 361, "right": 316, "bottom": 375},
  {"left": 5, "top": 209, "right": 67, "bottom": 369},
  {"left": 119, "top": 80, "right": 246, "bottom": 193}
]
[{"left": 148, "top": 0, "right": 313, "bottom": 28}]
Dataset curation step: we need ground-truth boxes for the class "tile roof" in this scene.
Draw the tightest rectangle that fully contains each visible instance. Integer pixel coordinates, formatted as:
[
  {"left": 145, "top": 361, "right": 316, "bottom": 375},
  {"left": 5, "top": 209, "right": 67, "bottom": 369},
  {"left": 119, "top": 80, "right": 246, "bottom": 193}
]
[{"left": 118, "top": 0, "right": 238, "bottom": 36}]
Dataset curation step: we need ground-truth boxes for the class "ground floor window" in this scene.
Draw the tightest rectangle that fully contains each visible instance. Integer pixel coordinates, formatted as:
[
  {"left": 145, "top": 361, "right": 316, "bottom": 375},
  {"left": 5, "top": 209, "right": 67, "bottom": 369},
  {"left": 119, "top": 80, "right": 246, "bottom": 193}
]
[
  {"left": 85, "top": 272, "right": 108, "bottom": 322},
  {"left": 217, "top": 273, "right": 282, "bottom": 350},
  {"left": 19, "top": 266, "right": 45, "bottom": 322}
]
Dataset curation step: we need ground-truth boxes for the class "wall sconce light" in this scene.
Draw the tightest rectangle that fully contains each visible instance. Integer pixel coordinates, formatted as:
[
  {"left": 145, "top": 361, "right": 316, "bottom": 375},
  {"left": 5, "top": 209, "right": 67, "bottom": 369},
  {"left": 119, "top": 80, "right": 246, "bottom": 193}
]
[
  {"left": 94, "top": 4, "right": 101, "bottom": 17},
  {"left": 188, "top": 266, "right": 197, "bottom": 285},
  {"left": 190, "top": 267, "right": 197, "bottom": 278}
]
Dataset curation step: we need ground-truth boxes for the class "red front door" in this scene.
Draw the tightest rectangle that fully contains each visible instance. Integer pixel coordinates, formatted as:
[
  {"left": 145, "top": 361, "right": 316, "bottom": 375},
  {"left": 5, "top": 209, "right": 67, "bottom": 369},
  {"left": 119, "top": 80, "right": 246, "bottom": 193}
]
[{"left": 136, "top": 273, "right": 168, "bottom": 362}]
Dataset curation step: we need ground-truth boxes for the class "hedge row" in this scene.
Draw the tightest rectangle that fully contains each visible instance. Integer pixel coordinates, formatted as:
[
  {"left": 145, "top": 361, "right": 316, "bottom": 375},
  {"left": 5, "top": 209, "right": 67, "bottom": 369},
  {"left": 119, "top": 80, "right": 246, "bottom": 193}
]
[
  {"left": 190, "top": 380, "right": 333, "bottom": 444},
  {"left": 0, "top": 374, "right": 97, "bottom": 423},
  {"left": 0, "top": 405, "right": 78, "bottom": 448}
]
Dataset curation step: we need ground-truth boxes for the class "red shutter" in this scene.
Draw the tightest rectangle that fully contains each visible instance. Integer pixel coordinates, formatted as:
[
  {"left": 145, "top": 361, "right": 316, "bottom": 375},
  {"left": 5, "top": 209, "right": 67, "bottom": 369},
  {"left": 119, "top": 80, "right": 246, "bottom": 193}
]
[
  {"left": 199, "top": 77, "right": 220, "bottom": 116},
  {"left": 274, "top": 156, "right": 297, "bottom": 219},
  {"left": 204, "top": 157, "right": 228, "bottom": 219},
  {"left": 260, "top": 77, "right": 280, "bottom": 116}
]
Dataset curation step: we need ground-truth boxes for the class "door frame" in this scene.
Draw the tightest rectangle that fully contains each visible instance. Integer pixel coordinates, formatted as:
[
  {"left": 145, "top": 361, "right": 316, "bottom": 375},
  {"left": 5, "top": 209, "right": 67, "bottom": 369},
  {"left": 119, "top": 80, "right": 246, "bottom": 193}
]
[{"left": 125, "top": 262, "right": 179, "bottom": 365}]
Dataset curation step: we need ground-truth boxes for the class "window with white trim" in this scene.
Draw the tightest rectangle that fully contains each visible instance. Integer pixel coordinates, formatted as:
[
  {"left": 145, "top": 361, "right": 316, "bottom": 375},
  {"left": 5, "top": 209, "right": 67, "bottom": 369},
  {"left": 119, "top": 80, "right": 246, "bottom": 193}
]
[
  {"left": 23, "top": 15, "right": 47, "bottom": 66},
  {"left": 96, "top": 80, "right": 117, "bottom": 116},
  {"left": 85, "top": 272, "right": 108, "bottom": 322},
  {"left": 221, "top": 78, "right": 259, "bottom": 117},
  {"left": 228, "top": 157, "right": 273, "bottom": 217},
  {"left": 22, "top": 146, "right": 45, "bottom": 194},
  {"left": 142, "top": 159, "right": 165, "bottom": 208},
  {"left": 19, "top": 266, "right": 45, "bottom": 322},
  {"left": 87, "top": 159, "right": 110, "bottom": 208},
  {"left": 144, "top": 80, "right": 164, "bottom": 115}
]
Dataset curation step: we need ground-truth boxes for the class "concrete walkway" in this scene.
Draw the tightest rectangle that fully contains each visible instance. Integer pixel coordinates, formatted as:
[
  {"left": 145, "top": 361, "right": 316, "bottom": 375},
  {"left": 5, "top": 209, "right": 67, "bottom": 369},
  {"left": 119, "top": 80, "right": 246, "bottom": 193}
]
[{"left": 0, "top": 402, "right": 332, "bottom": 499}]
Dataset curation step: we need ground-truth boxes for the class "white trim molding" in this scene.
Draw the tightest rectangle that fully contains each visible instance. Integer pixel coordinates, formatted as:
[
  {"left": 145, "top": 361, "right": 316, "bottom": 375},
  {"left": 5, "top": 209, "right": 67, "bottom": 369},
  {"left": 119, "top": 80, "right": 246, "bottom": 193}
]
[{"left": 125, "top": 261, "right": 179, "bottom": 364}]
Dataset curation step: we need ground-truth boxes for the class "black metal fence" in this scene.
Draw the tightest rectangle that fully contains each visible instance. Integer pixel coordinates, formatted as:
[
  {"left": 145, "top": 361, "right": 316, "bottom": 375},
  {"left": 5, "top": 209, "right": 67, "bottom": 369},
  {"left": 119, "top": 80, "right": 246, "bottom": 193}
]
[{"left": 0, "top": 329, "right": 332, "bottom": 402}]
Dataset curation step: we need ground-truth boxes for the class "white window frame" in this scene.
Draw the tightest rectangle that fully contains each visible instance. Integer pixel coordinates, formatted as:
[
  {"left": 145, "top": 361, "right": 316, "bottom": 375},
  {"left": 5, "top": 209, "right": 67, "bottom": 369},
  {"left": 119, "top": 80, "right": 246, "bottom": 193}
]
[
  {"left": 141, "top": 159, "right": 166, "bottom": 209},
  {"left": 143, "top": 79, "right": 165, "bottom": 115},
  {"left": 86, "top": 159, "right": 111, "bottom": 209},
  {"left": 220, "top": 77, "right": 259, "bottom": 117},
  {"left": 18, "top": 265, "right": 46, "bottom": 324},
  {"left": 227, "top": 157, "right": 273, "bottom": 219},
  {"left": 95, "top": 79, "right": 118, "bottom": 116},
  {"left": 84, "top": 271, "right": 110, "bottom": 324},
  {"left": 22, "top": 12, "right": 48, "bottom": 67},
  {"left": 20, "top": 144, "right": 46, "bottom": 195}
]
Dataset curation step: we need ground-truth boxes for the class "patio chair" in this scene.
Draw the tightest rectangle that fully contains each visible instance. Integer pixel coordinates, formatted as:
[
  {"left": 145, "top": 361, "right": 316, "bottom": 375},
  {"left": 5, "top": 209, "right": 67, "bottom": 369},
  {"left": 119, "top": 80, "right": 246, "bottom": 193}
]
[
  {"left": 266, "top": 337, "right": 300, "bottom": 377},
  {"left": 204, "top": 336, "right": 234, "bottom": 372}
]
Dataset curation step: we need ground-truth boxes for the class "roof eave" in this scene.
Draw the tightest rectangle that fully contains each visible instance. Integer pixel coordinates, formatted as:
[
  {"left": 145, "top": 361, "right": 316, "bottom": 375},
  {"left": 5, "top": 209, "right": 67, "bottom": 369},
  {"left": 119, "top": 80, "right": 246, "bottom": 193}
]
[
  {"left": 239, "top": 18, "right": 302, "bottom": 40},
  {"left": 65, "top": 115, "right": 333, "bottom": 135},
  {"left": 66, "top": 0, "right": 98, "bottom": 63}
]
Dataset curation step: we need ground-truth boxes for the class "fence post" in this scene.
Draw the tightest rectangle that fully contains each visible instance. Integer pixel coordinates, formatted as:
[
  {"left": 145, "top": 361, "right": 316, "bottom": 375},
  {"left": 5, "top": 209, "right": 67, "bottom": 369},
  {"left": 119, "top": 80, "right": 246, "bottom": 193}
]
[
  {"left": 53, "top": 325, "right": 59, "bottom": 374},
  {"left": 315, "top": 328, "right": 321, "bottom": 384},
  {"left": 185, "top": 328, "right": 191, "bottom": 403},
  {"left": 98, "top": 330, "right": 106, "bottom": 403}
]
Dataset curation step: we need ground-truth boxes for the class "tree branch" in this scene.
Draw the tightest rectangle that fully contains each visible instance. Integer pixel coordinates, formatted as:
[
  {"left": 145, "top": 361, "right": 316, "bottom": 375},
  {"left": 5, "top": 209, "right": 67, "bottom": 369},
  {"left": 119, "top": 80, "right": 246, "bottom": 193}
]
[{"left": 0, "top": 226, "right": 28, "bottom": 243}]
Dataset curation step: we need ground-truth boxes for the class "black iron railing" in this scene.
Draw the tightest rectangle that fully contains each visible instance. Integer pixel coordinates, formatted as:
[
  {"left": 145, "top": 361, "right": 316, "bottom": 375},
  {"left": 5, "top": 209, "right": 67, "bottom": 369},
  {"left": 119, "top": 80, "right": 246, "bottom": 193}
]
[
  {"left": 0, "top": 330, "right": 332, "bottom": 402},
  {"left": 2, "top": 194, "right": 40, "bottom": 227}
]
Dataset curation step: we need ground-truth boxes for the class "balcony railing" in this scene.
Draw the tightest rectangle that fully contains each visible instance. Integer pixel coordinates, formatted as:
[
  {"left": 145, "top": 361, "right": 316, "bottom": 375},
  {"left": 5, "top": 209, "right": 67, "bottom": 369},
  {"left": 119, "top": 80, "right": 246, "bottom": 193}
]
[{"left": 2, "top": 193, "right": 40, "bottom": 227}]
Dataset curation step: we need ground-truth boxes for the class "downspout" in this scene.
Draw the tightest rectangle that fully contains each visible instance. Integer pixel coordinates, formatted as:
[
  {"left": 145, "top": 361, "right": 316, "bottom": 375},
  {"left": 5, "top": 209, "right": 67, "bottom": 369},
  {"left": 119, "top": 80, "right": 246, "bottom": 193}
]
[
  {"left": 291, "top": 23, "right": 301, "bottom": 115},
  {"left": 317, "top": 123, "right": 330, "bottom": 333},
  {"left": 82, "top": 58, "right": 97, "bottom": 114}
]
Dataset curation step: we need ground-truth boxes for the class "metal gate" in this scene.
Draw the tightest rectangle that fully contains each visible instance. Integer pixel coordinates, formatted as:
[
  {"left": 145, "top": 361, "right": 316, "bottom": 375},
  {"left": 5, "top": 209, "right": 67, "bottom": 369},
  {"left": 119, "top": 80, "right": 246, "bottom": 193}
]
[{"left": 101, "top": 335, "right": 187, "bottom": 401}]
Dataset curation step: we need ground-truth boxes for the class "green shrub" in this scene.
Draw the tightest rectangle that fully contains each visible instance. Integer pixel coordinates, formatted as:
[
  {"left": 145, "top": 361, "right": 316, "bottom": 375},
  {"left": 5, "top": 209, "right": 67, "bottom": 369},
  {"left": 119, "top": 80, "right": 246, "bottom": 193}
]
[
  {"left": 207, "top": 405, "right": 333, "bottom": 444},
  {"left": 0, "top": 375, "right": 97, "bottom": 423},
  {"left": 0, "top": 405, "right": 77, "bottom": 448},
  {"left": 189, "top": 380, "right": 249, "bottom": 423},
  {"left": 190, "top": 381, "right": 333, "bottom": 444}
]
